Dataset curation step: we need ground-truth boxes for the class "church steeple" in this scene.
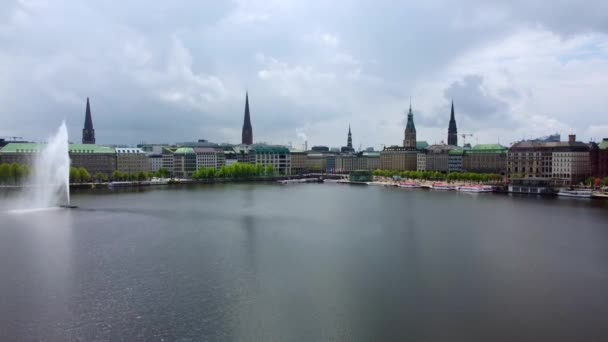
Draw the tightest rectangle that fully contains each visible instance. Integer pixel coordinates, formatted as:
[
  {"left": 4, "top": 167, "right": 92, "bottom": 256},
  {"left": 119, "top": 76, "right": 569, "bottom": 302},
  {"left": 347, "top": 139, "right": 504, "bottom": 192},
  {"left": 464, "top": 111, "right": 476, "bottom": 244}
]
[
  {"left": 241, "top": 91, "right": 253, "bottom": 145},
  {"left": 448, "top": 100, "right": 458, "bottom": 146},
  {"left": 404, "top": 100, "right": 417, "bottom": 149},
  {"left": 347, "top": 124, "right": 353, "bottom": 149},
  {"left": 82, "top": 97, "right": 96, "bottom": 144}
]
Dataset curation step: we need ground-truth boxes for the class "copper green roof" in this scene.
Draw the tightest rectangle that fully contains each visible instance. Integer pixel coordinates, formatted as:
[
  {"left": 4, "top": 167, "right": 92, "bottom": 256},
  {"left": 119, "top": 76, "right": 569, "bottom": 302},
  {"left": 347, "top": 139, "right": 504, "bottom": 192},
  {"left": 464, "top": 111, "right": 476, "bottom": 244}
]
[
  {"left": 448, "top": 148, "right": 465, "bottom": 155},
  {"left": 68, "top": 144, "right": 115, "bottom": 154},
  {"left": 253, "top": 146, "right": 290, "bottom": 154},
  {"left": 1, "top": 143, "right": 115, "bottom": 154},
  {"left": 467, "top": 144, "right": 507, "bottom": 154},
  {"left": 0, "top": 143, "right": 42, "bottom": 153},
  {"left": 416, "top": 141, "right": 429, "bottom": 149},
  {"left": 174, "top": 147, "right": 195, "bottom": 154},
  {"left": 599, "top": 139, "right": 608, "bottom": 150}
]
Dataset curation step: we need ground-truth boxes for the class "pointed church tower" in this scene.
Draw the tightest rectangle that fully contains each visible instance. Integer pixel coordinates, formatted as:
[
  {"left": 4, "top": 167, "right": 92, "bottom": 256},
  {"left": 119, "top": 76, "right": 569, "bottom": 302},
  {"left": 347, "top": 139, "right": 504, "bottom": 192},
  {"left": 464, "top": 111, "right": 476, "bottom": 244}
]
[
  {"left": 448, "top": 100, "right": 458, "bottom": 146},
  {"left": 82, "top": 97, "right": 96, "bottom": 144},
  {"left": 347, "top": 125, "right": 353, "bottom": 149},
  {"left": 403, "top": 100, "right": 417, "bottom": 150},
  {"left": 241, "top": 92, "right": 253, "bottom": 145}
]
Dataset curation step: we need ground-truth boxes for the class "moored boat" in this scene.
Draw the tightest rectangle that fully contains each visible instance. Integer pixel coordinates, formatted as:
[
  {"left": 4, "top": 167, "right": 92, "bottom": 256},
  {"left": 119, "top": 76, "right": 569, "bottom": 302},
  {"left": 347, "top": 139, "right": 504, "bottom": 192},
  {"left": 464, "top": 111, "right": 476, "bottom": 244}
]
[
  {"left": 557, "top": 188, "right": 593, "bottom": 198},
  {"left": 431, "top": 183, "right": 457, "bottom": 191},
  {"left": 591, "top": 191, "right": 608, "bottom": 199},
  {"left": 458, "top": 185, "right": 493, "bottom": 193}
]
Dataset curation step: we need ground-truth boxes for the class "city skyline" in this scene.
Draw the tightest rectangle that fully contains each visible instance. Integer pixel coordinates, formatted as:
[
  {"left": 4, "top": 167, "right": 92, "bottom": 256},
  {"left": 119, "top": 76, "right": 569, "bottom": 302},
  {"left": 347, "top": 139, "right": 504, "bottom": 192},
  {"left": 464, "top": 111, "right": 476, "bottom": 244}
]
[{"left": 1, "top": 1, "right": 608, "bottom": 147}]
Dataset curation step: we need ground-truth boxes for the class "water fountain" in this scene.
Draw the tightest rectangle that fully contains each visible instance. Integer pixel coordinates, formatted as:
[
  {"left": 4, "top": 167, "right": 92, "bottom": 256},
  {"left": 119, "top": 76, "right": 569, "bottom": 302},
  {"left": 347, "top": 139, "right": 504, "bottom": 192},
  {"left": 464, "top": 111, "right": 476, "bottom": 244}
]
[{"left": 21, "top": 121, "right": 72, "bottom": 208}]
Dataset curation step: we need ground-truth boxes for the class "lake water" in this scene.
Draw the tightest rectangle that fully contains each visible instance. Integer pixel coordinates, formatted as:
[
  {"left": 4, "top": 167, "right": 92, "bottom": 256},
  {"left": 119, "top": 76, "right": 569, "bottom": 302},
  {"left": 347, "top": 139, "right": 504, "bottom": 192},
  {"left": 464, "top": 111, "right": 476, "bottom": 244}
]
[{"left": 1, "top": 183, "right": 608, "bottom": 341}]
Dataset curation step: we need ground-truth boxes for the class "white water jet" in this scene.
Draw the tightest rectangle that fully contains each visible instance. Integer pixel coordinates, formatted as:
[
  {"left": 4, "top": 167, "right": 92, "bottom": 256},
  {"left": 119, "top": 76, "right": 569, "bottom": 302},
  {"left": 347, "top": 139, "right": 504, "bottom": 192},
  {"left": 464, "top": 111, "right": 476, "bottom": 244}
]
[{"left": 22, "top": 122, "right": 71, "bottom": 208}]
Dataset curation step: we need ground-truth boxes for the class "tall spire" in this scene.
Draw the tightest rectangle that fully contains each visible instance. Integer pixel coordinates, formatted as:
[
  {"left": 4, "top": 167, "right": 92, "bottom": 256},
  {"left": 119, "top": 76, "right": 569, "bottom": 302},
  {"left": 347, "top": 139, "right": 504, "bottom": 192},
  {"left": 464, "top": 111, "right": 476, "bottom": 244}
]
[
  {"left": 448, "top": 99, "right": 458, "bottom": 146},
  {"left": 241, "top": 91, "right": 253, "bottom": 145},
  {"left": 82, "top": 97, "right": 96, "bottom": 144},
  {"left": 404, "top": 99, "right": 417, "bottom": 149},
  {"left": 347, "top": 124, "right": 353, "bottom": 149}
]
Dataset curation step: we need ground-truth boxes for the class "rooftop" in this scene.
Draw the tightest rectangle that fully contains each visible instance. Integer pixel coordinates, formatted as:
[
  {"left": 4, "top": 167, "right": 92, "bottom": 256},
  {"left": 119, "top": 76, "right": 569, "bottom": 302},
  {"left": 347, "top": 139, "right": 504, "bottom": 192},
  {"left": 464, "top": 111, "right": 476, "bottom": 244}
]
[
  {"left": 252, "top": 145, "right": 290, "bottom": 154},
  {"left": 0, "top": 143, "right": 115, "bottom": 154},
  {"left": 115, "top": 148, "right": 145, "bottom": 154},
  {"left": 467, "top": 144, "right": 508, "bottom": 154},
  {"left": 174, "top": 147, "right": 195, "bottom": 154},
  {"left": 510, "top": 140, "right": 590, "bottom": 151},
  {"left": 599, "top": 138, "right": 608, "bottom": 150}
]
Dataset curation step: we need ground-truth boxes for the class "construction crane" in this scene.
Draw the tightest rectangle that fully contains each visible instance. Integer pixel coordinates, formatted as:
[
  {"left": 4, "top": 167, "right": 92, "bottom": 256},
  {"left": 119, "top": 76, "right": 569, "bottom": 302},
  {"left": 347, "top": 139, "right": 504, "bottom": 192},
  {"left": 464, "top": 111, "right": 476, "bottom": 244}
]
[{"left": 461, "top": 133, "right": 473, "bottom": 145}]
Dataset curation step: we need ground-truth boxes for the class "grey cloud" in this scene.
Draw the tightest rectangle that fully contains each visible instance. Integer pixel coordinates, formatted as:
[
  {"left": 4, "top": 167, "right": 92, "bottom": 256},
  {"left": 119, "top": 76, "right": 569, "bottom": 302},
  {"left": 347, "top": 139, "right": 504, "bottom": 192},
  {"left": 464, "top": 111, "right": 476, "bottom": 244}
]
[
  {"left": 444, "top": 75, "right": 508, "bottom": 119},
  {"left": 0, "top": 0, "right": 607, "bottom": 147}
]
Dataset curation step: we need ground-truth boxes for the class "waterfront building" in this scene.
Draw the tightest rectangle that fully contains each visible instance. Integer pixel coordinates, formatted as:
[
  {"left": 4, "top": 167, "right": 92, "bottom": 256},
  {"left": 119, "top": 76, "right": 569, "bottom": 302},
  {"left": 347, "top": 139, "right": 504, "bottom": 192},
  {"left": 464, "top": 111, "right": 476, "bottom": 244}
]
[
  {"left": 425, "top": 144, "right": 455, "bottom": 172},
  {"left": 448, "top": 100, "right": 458, "bottom": 146},
  {"left": 324, "top": 153, "right": 337, "bottom": 173},
  {"left": 69, "top": 144, "right": 116, "bottom": 176},
  {"left": 463, "top": 144, "right": 507, "bottom": 174},
  {"left": 148, "top": 154, "right": 163, "bottom": 172},
  {"left": 194, "top": 147, "right": 225, "bottom": 170},
  {"left": 250, "top": 145, "right": 291, "bottom": 175},
  {"left": 161, "top": 147, "right": 177, "bottom": 176},
  {"left": 0, "top": 143, "right": 116, "bottom": 176},
  {"left": 0, "top": 143, "right": 38, "bottom": 165},
  {"left": 115, "top": 148, "right": 148, "bottom": 175},
  {"left": 508, "top": 178, "right": 555, "bottom": 194},
  {"left": 403, "top": 103, "right": 417, "bottom": 150},
  {"left": 597, "top": 138, "right": 608, "bottom": 178},
  {"left": 448, "top": 148, "right": 465, "bottom": 173},
  {"left": 290, "top": 151, "right": 307, "bottom": 175},
  {"left": 306, "top": 152, "right": 328, "bottom": 172},
  {"left": 336, "top": 154, "right": 364, "bottom": 172},
  {"left": 380, "top": 146, "right": 417, "bottom": 171},
  {"left": 508, "top": 135, "right": 590, "bottom": 185},
  {"left": 242, "top": 92, "right": 253, "bottom": 145},
  {"left": 173, "top": 147, "right": 197, "bottom": 178},
  {"left": 335, "top": 152, "right": 379, "bottom": 172},
  {"left": 363, "top": 151, "right": 380, "bottom": 170},
  {"left": 417, "top": 152, "right": 426, "bottom": 171},
  {"left": 82, "top": 97, "right": 96, "bottom": 144}
]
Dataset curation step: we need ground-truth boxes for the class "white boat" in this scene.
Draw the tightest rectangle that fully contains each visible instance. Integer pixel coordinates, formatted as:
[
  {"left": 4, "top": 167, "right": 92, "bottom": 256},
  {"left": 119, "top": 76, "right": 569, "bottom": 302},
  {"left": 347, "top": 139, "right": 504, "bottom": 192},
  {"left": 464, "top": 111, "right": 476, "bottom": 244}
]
[
  {"left": 557, "top": 189, "right": 593, "bottom": 198},
  {"left": 458, "top": 185, "right": 493, "bottom": 193},
  {"left": 591, "top": 191, "right": 608, "bottom": 199},
  {"left": 431, "top": 183, "right": 457, "bottom": 191},
  {"left": 399, "top": 181, "right": 422, "bottom": 188},
  {"left": 150, "top": 178, "right": 169, "bottom": 185}
]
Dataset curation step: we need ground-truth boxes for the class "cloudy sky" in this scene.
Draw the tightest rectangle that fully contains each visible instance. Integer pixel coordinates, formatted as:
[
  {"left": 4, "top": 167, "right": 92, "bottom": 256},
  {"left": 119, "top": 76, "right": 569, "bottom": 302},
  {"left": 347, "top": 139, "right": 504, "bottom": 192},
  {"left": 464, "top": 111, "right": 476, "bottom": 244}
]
[{"left": 1, "top": 0, "right": 607, "bottom": 149}]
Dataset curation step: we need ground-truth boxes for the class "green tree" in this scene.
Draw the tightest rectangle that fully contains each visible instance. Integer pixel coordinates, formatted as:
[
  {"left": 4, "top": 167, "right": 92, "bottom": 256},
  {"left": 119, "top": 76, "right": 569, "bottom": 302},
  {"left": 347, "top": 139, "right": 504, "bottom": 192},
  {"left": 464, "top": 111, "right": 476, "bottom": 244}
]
[
  {"left": 78, "top": 167, "right": 91, "bottom": 183},
  {"left": 0, "top": 163, "right": 10, "bottom": 184},
  {"left": 265, "top": 164, "right": 275, "bottom": 177},
  {"left": 70, "top": 167, "right": 81, "bottom": 183},
  {"left": 154, "top": 168, "right": 170, "bottom": 178},
  {"left": 94, "top": 172, "right": 108, "bottom": 182},
  {"left": 136, "top": 171, "right": 147, "bottom": 181},
  {"left": 112, "top": 170, "right": 123, "bottom": 181}
]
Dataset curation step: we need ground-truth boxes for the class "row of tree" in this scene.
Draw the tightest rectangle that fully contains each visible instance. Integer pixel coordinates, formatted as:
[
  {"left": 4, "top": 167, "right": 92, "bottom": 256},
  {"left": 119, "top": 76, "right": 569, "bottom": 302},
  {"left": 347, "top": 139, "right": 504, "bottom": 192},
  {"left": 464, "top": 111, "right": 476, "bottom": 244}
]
[
  {"left": 70, "top": 168, "right": 172, "bottom": 183},
  {"left": 372, "top": 169, "right": 503, "bottom": 182},
  {"left": 192, "top": 163, "right": 275, "bottom": 180},
  {"left": 0, "top": 163, "right": 32, "bottom": 185}
]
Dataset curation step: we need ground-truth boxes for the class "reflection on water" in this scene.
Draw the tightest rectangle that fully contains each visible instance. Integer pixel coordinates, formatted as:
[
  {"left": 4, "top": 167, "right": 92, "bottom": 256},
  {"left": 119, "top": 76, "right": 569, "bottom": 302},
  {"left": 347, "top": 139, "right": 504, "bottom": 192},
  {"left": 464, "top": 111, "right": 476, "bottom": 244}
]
[
  {"left": 0, "top": 184, "right": 607, "bottom": 341},
  {"left": 0, "top": 209, "right": 74, "bottom": 341}
]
